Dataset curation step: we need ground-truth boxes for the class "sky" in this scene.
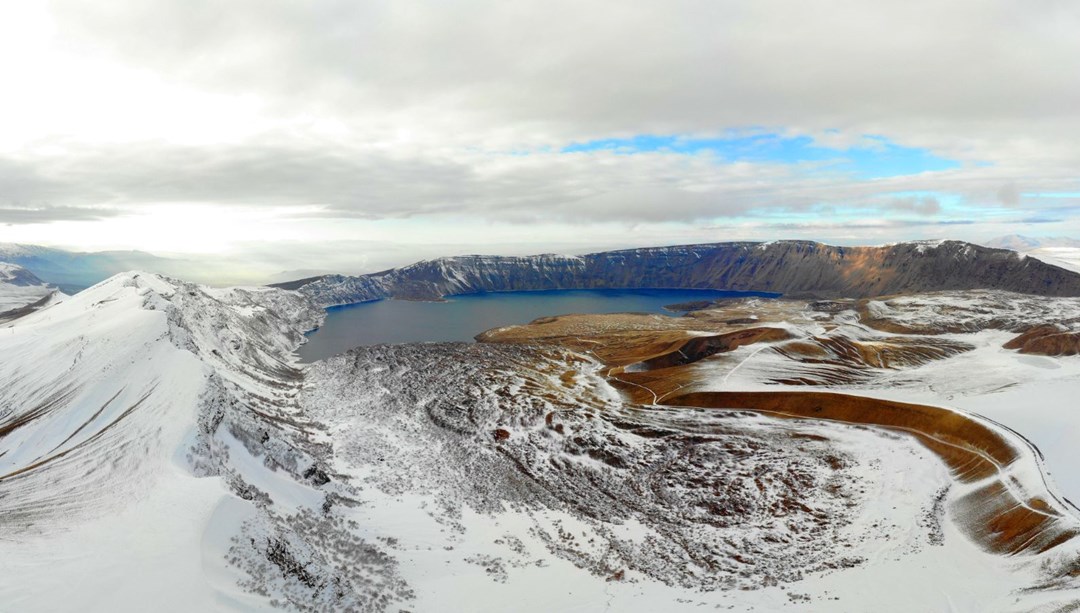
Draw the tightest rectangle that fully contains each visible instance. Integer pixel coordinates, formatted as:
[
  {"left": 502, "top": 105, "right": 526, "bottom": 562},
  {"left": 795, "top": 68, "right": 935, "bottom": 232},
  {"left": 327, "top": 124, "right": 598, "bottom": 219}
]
[{"left": 1, "top": 1, "right": 1079, "bottom": 282}]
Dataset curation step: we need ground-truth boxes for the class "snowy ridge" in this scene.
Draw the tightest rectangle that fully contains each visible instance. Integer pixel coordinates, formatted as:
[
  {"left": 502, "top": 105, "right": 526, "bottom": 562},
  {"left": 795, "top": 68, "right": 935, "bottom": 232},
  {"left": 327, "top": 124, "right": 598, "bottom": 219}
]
[
  {"left": 6, "top": 272, "right": 1080, "bottom": 610},
  {"left": 0, "top": 262, "right": 61, "bottom": 318},
  {"left": 0, "top": 261, "right": 45, "bottom": 285},
  {"left": 0, "top": 244, "right": 47, "bottom": 260},
  {"left": 0, "top": 272, "right": 412, "bottom": 611},
  {"left": 292, "top": 240, "right": 1080, "bottom": 308}
]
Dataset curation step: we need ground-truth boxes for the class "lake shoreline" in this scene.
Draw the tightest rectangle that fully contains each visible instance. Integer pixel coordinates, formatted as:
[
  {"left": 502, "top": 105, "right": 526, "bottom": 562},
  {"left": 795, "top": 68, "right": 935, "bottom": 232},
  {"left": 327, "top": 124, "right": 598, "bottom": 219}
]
[{"left": 298, "top": 288, "right": 778, "bottom": 363}]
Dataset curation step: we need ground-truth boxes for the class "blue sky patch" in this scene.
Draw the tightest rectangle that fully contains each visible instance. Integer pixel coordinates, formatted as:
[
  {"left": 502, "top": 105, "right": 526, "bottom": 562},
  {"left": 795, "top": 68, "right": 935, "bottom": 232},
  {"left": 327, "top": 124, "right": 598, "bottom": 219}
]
[{"left": 561, "top": 132, "right": 961, "bottom": 179}]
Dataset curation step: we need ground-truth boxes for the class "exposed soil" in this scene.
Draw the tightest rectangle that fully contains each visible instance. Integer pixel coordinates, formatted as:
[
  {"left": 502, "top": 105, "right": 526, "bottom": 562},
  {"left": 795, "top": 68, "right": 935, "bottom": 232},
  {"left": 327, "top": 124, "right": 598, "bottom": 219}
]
[
  {"left": 1004, "top": 325, "right": 1080, "bottom": 356},
  {"left": 634, "top": 328, "right": 793, "bottom": 371},
  {"left": 478, "top": 304, "right": 1080, "bottom": 574}
]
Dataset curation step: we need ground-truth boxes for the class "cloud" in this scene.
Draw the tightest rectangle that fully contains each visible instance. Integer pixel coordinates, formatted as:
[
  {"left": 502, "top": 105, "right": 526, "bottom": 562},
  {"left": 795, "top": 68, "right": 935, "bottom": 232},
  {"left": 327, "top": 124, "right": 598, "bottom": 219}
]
[
  {"left": 42, "top": 0, "right": 1080, "bottom": 151},
  {"left": 0, "top": 0, "right": 1077, "bottom": 259},
  {"left": 998, "top": 183, "right": 1021, "bottom": 206},
  {"left": 884, "top": 195, "right": 942, "bottom": 216},
  {"left": 0, "top": 206, "right": 121, "bottom": 224},
  {"left": 2, "top": 139, "right": 1077, "bottom": 228},
  {"left": 0, "top": 157, "right": 59, "bottom": 205},
  {"left": 728, "top": 218, "right": 976, "bottom": 232}
]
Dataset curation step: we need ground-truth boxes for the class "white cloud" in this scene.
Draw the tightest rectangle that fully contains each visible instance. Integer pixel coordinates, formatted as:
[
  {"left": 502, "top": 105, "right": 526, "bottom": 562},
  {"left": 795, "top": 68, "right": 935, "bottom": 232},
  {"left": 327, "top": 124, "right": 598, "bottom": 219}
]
[{"left": 0, "top": 0, "right": 1079, "bottom": 275}]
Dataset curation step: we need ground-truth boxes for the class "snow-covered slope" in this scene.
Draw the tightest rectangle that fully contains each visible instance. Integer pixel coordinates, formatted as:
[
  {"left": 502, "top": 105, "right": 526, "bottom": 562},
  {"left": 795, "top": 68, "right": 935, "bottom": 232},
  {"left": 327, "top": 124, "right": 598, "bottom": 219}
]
[
  {"left": 578, "top": 290, "right": 1080, "bottom": 520},
  {"left": 5, "top": 272, "right": 1080, "bottom": 611},
  {"left": 0, "top": 272, "right": 366, "bottom": 611},
  {"left": 301, "top": 342, "right": 1080, "bottom": 612},
  {"left": 0, "top": 262, "right": 61, "bottom": 319}
]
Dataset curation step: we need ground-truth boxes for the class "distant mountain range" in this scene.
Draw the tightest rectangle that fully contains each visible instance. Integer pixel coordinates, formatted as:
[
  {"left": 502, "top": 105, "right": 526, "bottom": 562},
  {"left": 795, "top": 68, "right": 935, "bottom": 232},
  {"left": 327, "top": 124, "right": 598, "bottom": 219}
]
[
  {"left": 0, "top": 262, "right": 60, "bottom": 319},
  {"left": 9, "top": 238, "right": 1080, "bottom": 303},
  {"left": 983, "top": 234, "right": 1080, "bottom": 251},
  {"left": 0, "top": 261, "right": 48, "bottom": 288},
  {"left": 0, "top": 243, "right": 180, "bottom": 294},
  {"left": 0, "top": 244, "right": 347, "bottom": 290},
  {"left": 278, "top": 240, "right": 1080, "bottom": 307}
]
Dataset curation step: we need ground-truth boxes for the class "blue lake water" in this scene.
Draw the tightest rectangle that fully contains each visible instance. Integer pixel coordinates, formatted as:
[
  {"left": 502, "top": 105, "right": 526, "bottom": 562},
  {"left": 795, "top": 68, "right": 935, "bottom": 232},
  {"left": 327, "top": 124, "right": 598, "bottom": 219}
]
[{"left": 297, "top": 288, "right": 777, "bottom": 362}]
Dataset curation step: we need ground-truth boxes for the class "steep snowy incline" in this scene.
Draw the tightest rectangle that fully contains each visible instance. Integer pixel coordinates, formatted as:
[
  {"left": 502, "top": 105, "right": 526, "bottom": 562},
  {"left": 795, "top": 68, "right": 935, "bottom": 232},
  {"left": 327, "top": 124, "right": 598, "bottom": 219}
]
[
  {"left": 0, "top": 262, "right": 61, "bottom": 320},
  {"left": 0, "top": 272, "right": 401, "bottom": 611}
]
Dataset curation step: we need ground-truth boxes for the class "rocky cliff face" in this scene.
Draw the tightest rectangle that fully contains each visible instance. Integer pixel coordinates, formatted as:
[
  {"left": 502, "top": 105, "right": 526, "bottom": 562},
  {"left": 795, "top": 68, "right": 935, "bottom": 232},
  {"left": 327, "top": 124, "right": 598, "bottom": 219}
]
[{"left": 286, "top": 240, "right": 1080, "bottom": 307}]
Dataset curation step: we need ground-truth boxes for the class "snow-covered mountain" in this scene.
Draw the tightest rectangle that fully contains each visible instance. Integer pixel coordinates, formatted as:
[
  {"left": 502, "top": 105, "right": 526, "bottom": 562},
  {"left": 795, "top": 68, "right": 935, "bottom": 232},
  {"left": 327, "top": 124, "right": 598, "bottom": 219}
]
[
  {"left": 0, "top": 262, "right": 62, "bottom": 319},
  {"left": 4, "top": 267, "right": 1080, "bottom": 610},
  {"left": 0, "top": 243, "right": 181, "bottom": 293},
  {"left": 284, "top": 240, "right": 1080, "bottom": 308},
  {"left": 0, "top": 272, "right": 342, "bottom": 610}
]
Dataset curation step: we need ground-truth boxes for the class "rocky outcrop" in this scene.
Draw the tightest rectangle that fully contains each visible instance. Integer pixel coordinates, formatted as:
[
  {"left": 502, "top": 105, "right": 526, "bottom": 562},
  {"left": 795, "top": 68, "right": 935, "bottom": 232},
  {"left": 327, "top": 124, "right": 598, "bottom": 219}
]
[
  {"left": 1004, "top": 325, "right": 1080, "bottom": 356},
  {"left": 281, "top": 240, "right": 1080, "bottom": 308}
]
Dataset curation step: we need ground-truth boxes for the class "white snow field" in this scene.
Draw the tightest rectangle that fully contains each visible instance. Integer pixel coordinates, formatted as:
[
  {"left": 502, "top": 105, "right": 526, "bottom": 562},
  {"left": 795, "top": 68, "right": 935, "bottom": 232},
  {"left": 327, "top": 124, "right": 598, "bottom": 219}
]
[{"left": 2, "top": 275, "right": 1080, "bottom": 611}]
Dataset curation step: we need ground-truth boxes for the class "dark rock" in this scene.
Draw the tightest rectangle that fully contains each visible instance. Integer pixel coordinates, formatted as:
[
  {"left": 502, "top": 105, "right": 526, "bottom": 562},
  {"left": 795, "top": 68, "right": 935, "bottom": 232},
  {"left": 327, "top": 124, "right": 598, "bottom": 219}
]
[{"left": 290, "top": 240, "right": 1080, "bottom": 307}]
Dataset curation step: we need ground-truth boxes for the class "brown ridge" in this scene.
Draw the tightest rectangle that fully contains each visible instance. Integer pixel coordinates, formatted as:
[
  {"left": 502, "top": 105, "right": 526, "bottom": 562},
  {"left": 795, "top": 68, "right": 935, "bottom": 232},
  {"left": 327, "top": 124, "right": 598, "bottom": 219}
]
[
  {"left": 634, "top": 328, "right": 793, "bottom": 371},
  {"left": 478, "top": 304, "right": 1080, "bottom": 566},
  {"left": 1004, "top": 325, "right": 1080, "bottom": 356},
  {"left": 662, "top": 390, "right": 1074, "bottom": 557}
]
